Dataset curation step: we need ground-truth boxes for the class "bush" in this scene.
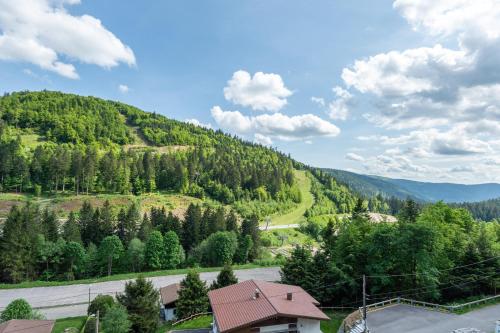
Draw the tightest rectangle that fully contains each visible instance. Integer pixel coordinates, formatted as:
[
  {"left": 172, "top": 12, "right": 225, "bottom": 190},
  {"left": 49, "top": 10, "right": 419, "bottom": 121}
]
[
  {"left": 0, "top": 299, "right": 44, "bottom": 322},
  {"left": 101, "top": 304, "right": 131, "bottom": 333},
  {"left": 88, "top": 295, "right": 115, "bottom": 318},
  {"left": 192, "top": 232, "right": 238, "bottom": 267}
]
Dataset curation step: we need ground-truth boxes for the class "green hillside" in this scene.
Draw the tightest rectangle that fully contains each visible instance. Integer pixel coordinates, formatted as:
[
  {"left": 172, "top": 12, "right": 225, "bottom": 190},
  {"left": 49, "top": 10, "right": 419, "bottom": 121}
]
[{"left": 0, "top": 91, "right": 370, "bottom": 221}]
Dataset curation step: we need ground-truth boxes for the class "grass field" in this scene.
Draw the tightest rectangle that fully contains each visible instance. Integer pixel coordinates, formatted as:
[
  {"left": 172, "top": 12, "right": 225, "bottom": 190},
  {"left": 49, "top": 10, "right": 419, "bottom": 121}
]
[
  {"left": 267, "top": 170, "right": 314, "bottom": 226},
  {"left": 0, "top": 192, "right": 203, "bottom": 219},
  {"left": 261, "top": 228, "right": 316, "bottom": 248},
  {"left": 52, "top": 316, "right": 87, "bottom": 333},
  {"left": 0, "top": 263, "right": 272, "bottom": 289},
  {"left": 320, "top": 311, "right": 346, "bottom": 333}
]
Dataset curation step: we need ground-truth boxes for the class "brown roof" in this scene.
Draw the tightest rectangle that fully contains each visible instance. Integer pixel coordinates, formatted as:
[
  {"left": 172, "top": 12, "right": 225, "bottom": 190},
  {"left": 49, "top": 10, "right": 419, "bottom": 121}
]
[
  {"left": 0, "top": 320, "right": 55, "bottom": 333},
  {"left": 208, "top": 280, "right": 329, "bottom": 333},
  {"left": 160, "top": 283, "right": 181, "bottom": 305}
]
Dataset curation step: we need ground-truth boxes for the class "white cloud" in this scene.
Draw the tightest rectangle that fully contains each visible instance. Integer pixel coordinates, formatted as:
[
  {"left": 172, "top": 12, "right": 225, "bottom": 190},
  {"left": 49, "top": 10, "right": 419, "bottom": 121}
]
[
  {"left": 118, "top": 84, "right": 129, "bottom": 93},
  {"left": 254, "top": 133, "right": 273, "bottom": 146},
  {"left": 339, "top": 0, "right": 500, "bottom": 182},
  {"left": 185, "top": 118, "right": 212, "bottom": 129},
  {"left": 311, "top": 96, "right": 325, "bottom": 107},
  {"left": 0, "top": 0, "right": 135, "bottom": 79},
  {"left": 223, "top": 70, "right": 292, "bottom": 112},
  {"left": 328, "top": 86, "right": 352, "bottom": 120},
  {"left": 346, "top": 152, "right": 365, "bottom": 162},
  {"left": 211, "top": 106, "right": 340, "bottom": 141}
]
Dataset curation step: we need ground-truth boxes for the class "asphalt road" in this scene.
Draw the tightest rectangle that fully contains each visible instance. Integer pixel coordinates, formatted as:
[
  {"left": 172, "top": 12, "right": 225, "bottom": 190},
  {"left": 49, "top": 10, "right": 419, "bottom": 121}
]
[
  {"left": 0, "top": 267, "right": 280, "bottom": 320},
  {"left": 368, "top": 304, "right": 500, "bottom": 333}
]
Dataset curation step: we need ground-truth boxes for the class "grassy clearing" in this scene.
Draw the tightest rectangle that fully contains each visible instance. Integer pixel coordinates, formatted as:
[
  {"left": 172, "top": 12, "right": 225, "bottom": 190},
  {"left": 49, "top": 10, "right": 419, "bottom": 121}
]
[
  {"left": 268, "top": 170, "right": 314, "bottom": 226},
  {"left": 261, "top": 228, "right": 316, "bottom": 248},
  {"left": 0, "top": 192, "right": 202, "bottom": 219},
  {"left": 52, "top": 316, "right": 87, "bottom": 333},
  {"left": 21, "top": 133, "right": 44, "bottom": 149},
  {"left": 0, "top": 263, "right": 269, "bottom": 290},
  {"left": 320, "top": 311, "right": 346, "bottom": 333}
]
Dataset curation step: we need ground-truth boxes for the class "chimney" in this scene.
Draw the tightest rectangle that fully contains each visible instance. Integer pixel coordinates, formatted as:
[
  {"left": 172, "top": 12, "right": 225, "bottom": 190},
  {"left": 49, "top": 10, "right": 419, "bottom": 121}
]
[
  {"left": 287, "top": 292, "right": 293, "bottom": 301},
  {"left": 255, "top": 289, "right": 260, "bottom": 299}
]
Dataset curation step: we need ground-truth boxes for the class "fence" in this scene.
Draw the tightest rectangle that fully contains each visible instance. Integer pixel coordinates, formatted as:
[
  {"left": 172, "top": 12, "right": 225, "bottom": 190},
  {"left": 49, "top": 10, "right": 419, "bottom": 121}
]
[
  {"left": 171, "top": 312, "right": 212, "bottom": 327},
  {"left": 337, "top": 294, "right": 500, "bottom": 333}
]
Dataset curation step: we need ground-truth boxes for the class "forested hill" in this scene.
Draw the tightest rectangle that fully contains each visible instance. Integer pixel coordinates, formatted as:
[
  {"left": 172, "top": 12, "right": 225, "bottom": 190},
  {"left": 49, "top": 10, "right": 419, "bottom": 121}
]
[
  {"left": 0, "top": 90, "right": 368, "bottom": 218},
  {"left": 324, "top": 168, "right": 500, "bottom": 203}
]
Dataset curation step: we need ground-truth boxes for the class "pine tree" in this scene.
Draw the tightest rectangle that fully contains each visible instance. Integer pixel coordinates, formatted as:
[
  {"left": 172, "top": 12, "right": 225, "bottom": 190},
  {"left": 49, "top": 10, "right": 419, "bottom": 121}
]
[
  {"left": 0, "top": 206, "right": 28, "bottom": 283},
  {"left": 225, "top": 209, "right": 238, "bottom": 232},
  {"left": 63, "top": 212, "right": 82, "bottom": 244},
  {"left": 211, "top": 265, "right": 238, "bottom": 289},
  {"left": 176, "top": 271, "right": 209, "bottom": 319},
  {"left": 41, "top": 208, "right": 59, "bottom": 242},
  {"left": 399, "top": 198, "right": 419, "bottom": 224},
  {"left": 182, "top": 204, "right": 201, "bottom": 251},
  {"left": 117, "top": 277, "right": 159, "bottom": 333},
  {"left": 79, "top": 201, "right": 94, "bottom": 246},
  {"left": 138, "top": 213, "right": 152, "bottom": 241},
  {"left": 100, "top": 200, "right": 115, "bottom": 238},
  {"left": 116, "top": 208, "right": 127, "bottom": 243},
  {"left": 240, "top": 215, "right": 260, "bottom": 260}
]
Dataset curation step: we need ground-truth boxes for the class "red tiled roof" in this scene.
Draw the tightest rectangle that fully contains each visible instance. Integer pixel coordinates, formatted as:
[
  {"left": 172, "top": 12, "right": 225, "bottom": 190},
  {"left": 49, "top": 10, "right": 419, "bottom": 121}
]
[
  {"left": 0, "top": 320, "right": 55, "bottom": 333},
  {"left": 160, "top": 283, "right": 181, "bottom": 305},
  {"left": 208, "top": 280, "right": 329, "bottom": 333}
]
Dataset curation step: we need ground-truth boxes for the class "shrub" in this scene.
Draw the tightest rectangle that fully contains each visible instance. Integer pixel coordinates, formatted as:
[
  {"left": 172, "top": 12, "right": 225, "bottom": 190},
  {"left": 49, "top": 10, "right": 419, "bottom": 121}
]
[
  {"left": 0, "top": 299, "right": 44, "bottom": 322},
  {"left": 88, "top": 295, "right": 115, "bottom": 318}
]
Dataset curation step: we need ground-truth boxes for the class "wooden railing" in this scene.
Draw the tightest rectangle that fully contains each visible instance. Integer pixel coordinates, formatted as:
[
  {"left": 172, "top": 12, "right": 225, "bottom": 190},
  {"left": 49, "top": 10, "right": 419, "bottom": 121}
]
[{"left": 172, "top": 312, "right": 212, "bottom": 327}]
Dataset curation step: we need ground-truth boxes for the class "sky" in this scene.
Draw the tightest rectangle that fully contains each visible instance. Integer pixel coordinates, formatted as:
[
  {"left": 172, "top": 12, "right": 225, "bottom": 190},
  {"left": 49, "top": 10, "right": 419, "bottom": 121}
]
[{"left": 0, "top": 0, "right": 499, "bottom": 184}]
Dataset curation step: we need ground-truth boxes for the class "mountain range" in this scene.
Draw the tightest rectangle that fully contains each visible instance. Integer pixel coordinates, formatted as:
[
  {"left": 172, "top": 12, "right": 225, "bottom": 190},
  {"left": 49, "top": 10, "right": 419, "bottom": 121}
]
[{"left": 323, "top": 168, "right": 500, "bottom": 203}]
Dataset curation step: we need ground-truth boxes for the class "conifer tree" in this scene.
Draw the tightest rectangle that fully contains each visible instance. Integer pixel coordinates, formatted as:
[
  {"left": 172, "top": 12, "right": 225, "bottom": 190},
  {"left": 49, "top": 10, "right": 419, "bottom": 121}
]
[
  {"left": 182, "top": 204, "right": 201, "bottom": 251},
  {"left": 225, "top": 209, "right": 238, "bottom": 232},
  {"left": 79, "top": 201, "right": 94, "bottom": 246},
  {"left": 0, "top": 206, "right": 28, "bottom": 283},
  {"left": 211, "top": 265, "right": 238, "bottom": 289},
  {"left": 117, "top": 277, "right": 159, "bottom": 333},
  {"left": 63, "top": 212, "right": 82, "bottom": 244},
  {"left": 240, "top": 215, "right": 260, "bottom": 260},
  {"left": 176, "top": 271, "right": 209, "bottom": 319},
  {"left": 138, "top": 213, "right": 152, "bottom": 241},
  {"left": 100, "top": 200, "right": 115, "bottom": 238},
  {"left": 41, "top": 208, "right": 58, "bottom": 242}
]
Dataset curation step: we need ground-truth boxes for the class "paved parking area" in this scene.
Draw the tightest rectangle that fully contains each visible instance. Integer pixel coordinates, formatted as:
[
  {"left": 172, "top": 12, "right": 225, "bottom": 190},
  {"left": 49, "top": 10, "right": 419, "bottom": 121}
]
[{"left": 367, "top": 304, "right": 500, "bottom": 333}]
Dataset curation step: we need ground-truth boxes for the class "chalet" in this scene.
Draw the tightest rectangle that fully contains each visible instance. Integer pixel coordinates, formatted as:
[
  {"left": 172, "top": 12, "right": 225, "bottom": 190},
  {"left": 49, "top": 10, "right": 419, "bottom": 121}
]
[
  {"left": 160, "top": 283, "right": 181, "bottom": 321},
  {"left": 0, "top": 320, "right": 55, "bottom": 333},
  {"left": 209, "top": 280, "right": 329, "bottom": 333}
]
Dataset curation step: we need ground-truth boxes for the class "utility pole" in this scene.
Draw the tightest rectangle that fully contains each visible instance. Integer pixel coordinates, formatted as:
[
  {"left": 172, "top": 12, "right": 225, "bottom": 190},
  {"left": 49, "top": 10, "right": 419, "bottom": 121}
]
[
  {"left": 96, "top": 310, "right": 99, "bottom": 333},
  {"left": 363, "top": 274, "right": 367, "bottom": 333},
  {"left": 88, "top": 288, "right": 91, "bottom": 306}
]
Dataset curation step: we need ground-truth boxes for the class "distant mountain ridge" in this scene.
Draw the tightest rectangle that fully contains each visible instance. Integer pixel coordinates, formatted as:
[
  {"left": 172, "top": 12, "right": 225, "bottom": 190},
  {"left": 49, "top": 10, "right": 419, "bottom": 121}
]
[{"left": 323, "top": 168, "right": 500, "bottom": 203}]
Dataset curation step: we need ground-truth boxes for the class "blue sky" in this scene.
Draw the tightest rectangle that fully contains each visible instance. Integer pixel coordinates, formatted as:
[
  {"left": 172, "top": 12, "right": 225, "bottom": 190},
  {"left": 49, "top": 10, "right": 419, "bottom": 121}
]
[{"left": 1, "top": 0, "right": 499, "bottom": 184}]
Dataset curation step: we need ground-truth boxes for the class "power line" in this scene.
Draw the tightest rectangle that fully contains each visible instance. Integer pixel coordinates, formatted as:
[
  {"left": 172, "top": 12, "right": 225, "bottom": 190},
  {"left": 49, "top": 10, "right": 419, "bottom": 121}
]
[{"left": 366, "top": 255, "right": 500, "bottom": 279}]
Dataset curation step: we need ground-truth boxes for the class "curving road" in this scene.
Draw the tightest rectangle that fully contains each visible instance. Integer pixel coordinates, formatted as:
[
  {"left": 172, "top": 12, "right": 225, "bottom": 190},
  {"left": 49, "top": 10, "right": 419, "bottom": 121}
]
[{"left": 0, "top": 267, "right": 280, "bottom": 319}]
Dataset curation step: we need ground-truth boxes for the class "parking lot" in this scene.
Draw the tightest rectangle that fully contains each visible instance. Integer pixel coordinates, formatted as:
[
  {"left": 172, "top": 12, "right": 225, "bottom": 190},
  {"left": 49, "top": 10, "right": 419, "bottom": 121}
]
[{"left": 367, "top": 304, "right": 500, "bottom": 333}]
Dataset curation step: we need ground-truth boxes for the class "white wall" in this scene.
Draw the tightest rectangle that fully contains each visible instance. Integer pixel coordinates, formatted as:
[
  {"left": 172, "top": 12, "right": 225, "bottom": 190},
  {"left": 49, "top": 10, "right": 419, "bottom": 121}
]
[
  {"left": 163, "top": 307, "right": 176, "bottom": 321},
  {"left": 297, "top": 318, "right": 321, "bottom": 333}
]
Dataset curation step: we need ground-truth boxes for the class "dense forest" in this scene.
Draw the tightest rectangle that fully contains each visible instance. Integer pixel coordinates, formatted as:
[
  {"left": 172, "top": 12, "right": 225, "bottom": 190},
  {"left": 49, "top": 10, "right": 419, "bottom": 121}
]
[
  {"left": 0, "top": 200, "right": 260, "bottom": 283},
  {"left": 282, "top": 199, "right": 500, "bottom": 306},
  {"left": 452, "top": 198, "right": 500, "bottom": 222}
]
